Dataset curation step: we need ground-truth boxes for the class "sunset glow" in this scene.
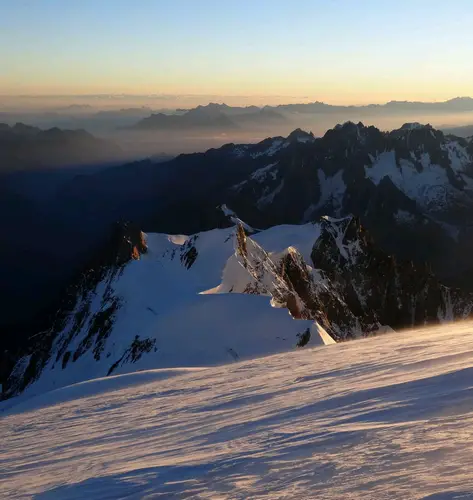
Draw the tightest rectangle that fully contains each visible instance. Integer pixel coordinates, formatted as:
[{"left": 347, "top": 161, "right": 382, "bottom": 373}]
[{"left": 1, "top": 0, "right": 472, "bottom": 105}]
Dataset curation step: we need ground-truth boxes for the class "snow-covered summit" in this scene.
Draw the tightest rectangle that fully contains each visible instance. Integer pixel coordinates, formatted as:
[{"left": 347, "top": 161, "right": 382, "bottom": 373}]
[
  {"left": 334, "top": 120, "right": 365, "bottom": 130},
  {"left": 4, "top": 222, "right": 327, "bottom": 401},
  {"left": 6, "top": 215, "right": 473, "bottom": 402}
]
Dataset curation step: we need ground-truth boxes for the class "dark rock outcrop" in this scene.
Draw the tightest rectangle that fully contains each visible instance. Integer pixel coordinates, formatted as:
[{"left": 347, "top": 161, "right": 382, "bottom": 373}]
[
  {"left": 235, "top": 218, "right": 473, "bottom": 341},
  {"left": 312, "top": 217, "right": 473, "bottom": 331},
  {"left": 2, "top": 221, "right": 147, "bottom": 399}
]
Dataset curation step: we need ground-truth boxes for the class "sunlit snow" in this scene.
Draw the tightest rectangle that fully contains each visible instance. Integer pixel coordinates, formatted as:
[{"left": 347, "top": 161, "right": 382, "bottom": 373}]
[
  {"left": 9, "top": 223, "right": 330, "bottom": 400},
  {"left": 4, "top": 323, "right": 473, "bottom": 498}
]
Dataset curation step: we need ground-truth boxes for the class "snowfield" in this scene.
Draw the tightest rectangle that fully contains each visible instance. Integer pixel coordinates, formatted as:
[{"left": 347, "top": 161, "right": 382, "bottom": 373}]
[
  {"left": 4, "top": 323, "right": 473, "bottom": 499},
  {"left": 365, "top": 144, "right": 473, "bottom": 213},
  {"left": 7, "top": 224, "right": 327, "bottom": 400}
]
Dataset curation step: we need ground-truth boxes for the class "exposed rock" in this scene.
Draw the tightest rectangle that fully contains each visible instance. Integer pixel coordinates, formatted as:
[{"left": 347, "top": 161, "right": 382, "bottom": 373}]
[
  {"left": 296, "top": 328, "right": 311, "bottom": 347},
  {"left": 2, "top": 221, "right": 146, "bottom": 399},
  {"left": 234, "top": 223, "right": 366, "bottom": 341},
  {"left": 235, "top": 218, "right": 473, "bottom": 341},
  {"left": 311, "top": 216, "right": 473, "bottom": 331},
  {"left": 180, "top": 235, "right": 199, "bottom": 269},
  {"left": 107, "top": 336, "right": 157, "bottom": 376}
]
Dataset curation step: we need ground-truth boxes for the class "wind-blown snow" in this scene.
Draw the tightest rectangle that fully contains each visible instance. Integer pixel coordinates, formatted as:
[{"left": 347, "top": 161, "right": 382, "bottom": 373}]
[
  {"left": 4, "top": 323, "right": 473, "bottom": 498},
  {"left": 18, "top": 291, "right": 317, "bottom": 400}
]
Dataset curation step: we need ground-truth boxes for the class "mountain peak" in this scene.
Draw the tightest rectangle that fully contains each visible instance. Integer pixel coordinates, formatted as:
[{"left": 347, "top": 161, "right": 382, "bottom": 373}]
[
  {"left": 324, "top": 121, "right": 375, "bottom": 146},
  {"left": 11, "top": 122, "right": 41, "bottom": 135},
  {"left": 286, "top": 128, "right": 315, "bottom": 143},
  {"left": 331, "top": 121, "right": 370, "bottom": 140},
  {"left": 447, "top": 96, "right": 473, "bottom": 103},
  {"left": 334, "top": 121, "right": 366, "bottom": 130},
  {"left": 399, "top": 122, "right": 430, "bottom": 131},
  {"left": 390, "top": 122, "right": 444, "bottom": 142}
]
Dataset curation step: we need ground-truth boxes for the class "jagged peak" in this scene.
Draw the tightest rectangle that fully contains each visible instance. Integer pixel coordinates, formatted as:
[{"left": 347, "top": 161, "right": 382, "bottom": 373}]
[
  {"left": 391, "top": 122, "right": 439, "bottom": 135},
  {"left": 286, "top": 128, "right": 315, "bottom": 143},
  {"left": 399, "top": 122, "right": 430, "bottom": 131},
  {"left": 6, "top": 215, "right": 473, "bottom": 401},
  {"left": 9, "top": 122, "right": 41, "bottom": 135},
  {"left": 334, "top": 121, "right": 366, "bottom": 131},
  {"left": 233, "top": 224, "right": 313, "bottom": 319},
  {"left": 315, "top": 215, "right": 439, "bottom": 282},
  {"left": 389, "top": 122, "right": 444, "bottom": 143},
  {"left": 327, "top": 121, "right": 373, "bottom": 145}
]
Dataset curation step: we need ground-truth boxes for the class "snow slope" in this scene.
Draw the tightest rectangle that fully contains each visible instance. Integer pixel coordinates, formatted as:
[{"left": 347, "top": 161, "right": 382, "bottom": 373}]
[
  {"left": 4, "top": 322, "right": 473, "bottom": 499},
  {"left": 365, "top": 144, "right": 473, "bottom": 213},
  {"left": 7, "top": 223, "right": 326, "bottom": 400},
  {"left": 9, "top": 214, "right": 473, "bottom": 402}
]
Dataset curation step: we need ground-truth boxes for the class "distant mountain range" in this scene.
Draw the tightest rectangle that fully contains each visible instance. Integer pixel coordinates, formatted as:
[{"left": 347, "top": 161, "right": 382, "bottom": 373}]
[
  {"left": 2, "top": 120, "right": 473, "bottom": 397},
  {"left": 129, "top": 104, "right": 288, "bottom": 131},
  {"left": 0, "top": 122, "right": 121, "bottom": 172},
  {"left": 442, "top": 123, "right": 473, "bottom": 138},
  {"left": 127, "top": 97, "right": 473, "bottom": 132},
  {"left": 273, "top": 96, "right": 473, "bottom": 114},
  {"left": 0, "top": 107, "right": 156, "bottom": 134},
  {"left": 2, "top": 98, "right": 472, "bottom": 137}
]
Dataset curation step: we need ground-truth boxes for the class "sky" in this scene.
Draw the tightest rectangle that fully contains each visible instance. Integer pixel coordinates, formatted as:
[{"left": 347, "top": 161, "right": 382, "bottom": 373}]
[{"left": 1, "top": 0, "right": 472, "bottom": 105}]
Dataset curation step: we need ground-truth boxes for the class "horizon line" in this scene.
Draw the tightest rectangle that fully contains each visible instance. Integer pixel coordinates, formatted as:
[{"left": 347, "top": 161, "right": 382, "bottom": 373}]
[{"left": 1, "top": 94, "right": 472, "bottom": 108}]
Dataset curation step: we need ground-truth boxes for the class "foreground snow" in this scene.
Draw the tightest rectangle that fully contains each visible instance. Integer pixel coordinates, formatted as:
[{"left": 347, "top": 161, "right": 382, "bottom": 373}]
[{"left": 4, "top": 323, "right": 473, "bottom": 499}]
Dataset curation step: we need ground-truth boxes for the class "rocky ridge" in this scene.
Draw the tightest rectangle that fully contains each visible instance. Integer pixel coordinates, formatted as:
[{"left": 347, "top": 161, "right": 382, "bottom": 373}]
[{"left": 5, "top": 213, "right": 473, "bottom": 401}]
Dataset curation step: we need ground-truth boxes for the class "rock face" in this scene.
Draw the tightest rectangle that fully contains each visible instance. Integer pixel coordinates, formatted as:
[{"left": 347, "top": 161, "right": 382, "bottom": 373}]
[
  {"left": 4, "top": 123, "right": 473, "bottom": 400},
  {"left": 4, "top": 215, "right": 473, "bottom": 401},
  {"left": 311, "top": 217, "right": 473, "bottom": 331},
  {"left": 3, "top": 122, "right": 472, "bottom": 372},
  {"left": 3, "top": 222, "right": 147, "bottom": 398},
  {"left": 234, "top": 217, "right": 473, "bottom": 342},
  {"left": 221, "top": 123, "right": 473, "bottom": 282},
  {"left": 3, "top": 222, "right": 324, "bottom": 401}
]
